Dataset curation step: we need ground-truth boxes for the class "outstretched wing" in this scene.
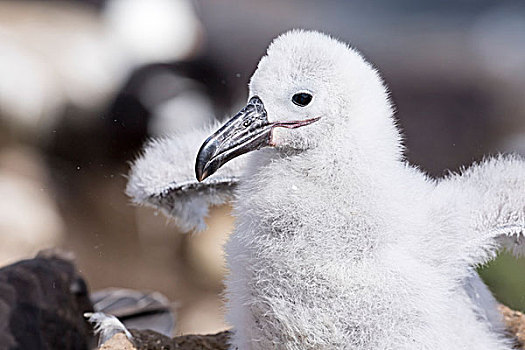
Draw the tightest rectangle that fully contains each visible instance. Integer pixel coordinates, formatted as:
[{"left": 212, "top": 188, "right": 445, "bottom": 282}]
[
  {"left": 126, "top": 123, "right": 245, "bottom": 232},
  {"left": 433, "top": 155, "right": 525, "bottom": 266}
]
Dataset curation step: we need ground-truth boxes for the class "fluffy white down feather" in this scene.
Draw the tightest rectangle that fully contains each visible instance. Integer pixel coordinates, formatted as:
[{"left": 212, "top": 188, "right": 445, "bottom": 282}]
[
  {"left": 126, "top": 123, "right": 245, "bottom": 232},
  {"left": 128, "top": 30, "right": 525, "bottom": 349},
  {"left": 85, "top": 312, "right": 132, "bottom": 346}
]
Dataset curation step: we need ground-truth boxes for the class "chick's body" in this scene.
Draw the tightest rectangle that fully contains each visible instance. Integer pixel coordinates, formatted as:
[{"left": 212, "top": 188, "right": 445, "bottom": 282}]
[
  {"left": 127, "top": 30, "right": 524, "bottom": 350},
  {"left": 222, "top": 31, "right": 519, "bottom": 350},
  {"left": 225, "top": 149, "right": 507, "bottom": 350}
]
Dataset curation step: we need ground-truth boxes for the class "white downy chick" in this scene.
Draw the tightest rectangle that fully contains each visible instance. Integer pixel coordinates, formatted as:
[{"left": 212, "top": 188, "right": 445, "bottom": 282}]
[{"left": 128, "top": 30, "right": 525, "bottom": 349}]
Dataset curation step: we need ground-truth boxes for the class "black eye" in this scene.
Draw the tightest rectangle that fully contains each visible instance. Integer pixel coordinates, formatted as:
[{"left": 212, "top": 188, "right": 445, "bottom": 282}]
[{"left": 292, "top": 92, "right": 313, "bottom": 107}]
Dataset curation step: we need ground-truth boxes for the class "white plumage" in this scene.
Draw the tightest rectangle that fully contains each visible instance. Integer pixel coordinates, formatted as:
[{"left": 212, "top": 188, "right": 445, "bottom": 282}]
[
  {"left": 85, "top": 312, "right": 132, "bottom": 347},
  {"left": 127, "top": 123, "right": 245, "bottom": 232},
  {"left": 127, "top": 30, "right": 525, "bottom": 349}
]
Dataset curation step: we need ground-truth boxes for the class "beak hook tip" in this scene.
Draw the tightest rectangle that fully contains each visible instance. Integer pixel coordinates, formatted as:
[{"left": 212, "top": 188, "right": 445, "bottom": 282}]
[{"left": 195, "top": 167, "right": 205, "bottom": 182}]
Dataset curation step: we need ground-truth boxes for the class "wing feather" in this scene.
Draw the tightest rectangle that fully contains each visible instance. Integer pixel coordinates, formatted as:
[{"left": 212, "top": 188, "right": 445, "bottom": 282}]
[
  {"left": 433, "top": 155, "right": 525, "bottom": 266},
  {"left": 126, "top": 123, "right": 245, "bottom": 232}
]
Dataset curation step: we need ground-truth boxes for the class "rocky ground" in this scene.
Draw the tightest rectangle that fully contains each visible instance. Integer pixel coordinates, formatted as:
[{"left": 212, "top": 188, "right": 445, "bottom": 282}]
[
  {"left": 99, "top": 305, "right": 525, "bottom": 350},
  {"left": 100, "top": 330, "right": 231, "bottom": 350}
]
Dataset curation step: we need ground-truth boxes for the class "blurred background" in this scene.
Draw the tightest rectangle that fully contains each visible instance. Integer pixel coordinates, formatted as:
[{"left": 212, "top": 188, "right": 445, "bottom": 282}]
[{"left": 1, "top": 0, "right": 525, "bottom": 336}]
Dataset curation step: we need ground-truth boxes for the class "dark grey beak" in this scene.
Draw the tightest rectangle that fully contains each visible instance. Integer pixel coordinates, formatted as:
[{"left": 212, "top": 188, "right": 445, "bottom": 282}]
[{"left": 195, "top": 96, "right": 271, "bottom": 181}]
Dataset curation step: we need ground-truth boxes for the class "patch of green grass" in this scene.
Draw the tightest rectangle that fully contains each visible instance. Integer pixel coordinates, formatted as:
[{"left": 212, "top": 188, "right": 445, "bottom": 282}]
[{"left": 478, "top": 253, "right": 525, "bottom": 312}]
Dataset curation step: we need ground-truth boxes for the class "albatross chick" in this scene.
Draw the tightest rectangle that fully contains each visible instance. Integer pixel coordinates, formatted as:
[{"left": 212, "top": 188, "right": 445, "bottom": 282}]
[{"left": 129, "top": 30, "right": 525, "bottom": 350}]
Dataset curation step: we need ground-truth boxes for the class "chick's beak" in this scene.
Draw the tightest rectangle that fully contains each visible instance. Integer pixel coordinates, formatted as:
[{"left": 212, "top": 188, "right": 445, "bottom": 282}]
[{"left": 196, "top": 96, "right": 272, "bottom": 181}]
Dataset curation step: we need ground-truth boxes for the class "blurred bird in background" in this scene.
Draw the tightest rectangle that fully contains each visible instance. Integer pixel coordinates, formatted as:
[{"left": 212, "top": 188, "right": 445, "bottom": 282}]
[
  {"left": 0, "top": 250, "right": 179, "bottom": 349},
  {"left": 0, "top": 0, "right": 204, "bottom": 261},
  {"left": 0, "top": 0, "right": 202, "bottom": 138},
  {"left": 0, "top": 251, "right": 94, "bottom": 349}
]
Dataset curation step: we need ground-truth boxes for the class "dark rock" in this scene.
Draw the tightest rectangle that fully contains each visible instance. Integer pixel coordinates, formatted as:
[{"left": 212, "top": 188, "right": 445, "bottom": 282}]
[{"left": 129, "top": 329, "right": 231, "bottom": 350}]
